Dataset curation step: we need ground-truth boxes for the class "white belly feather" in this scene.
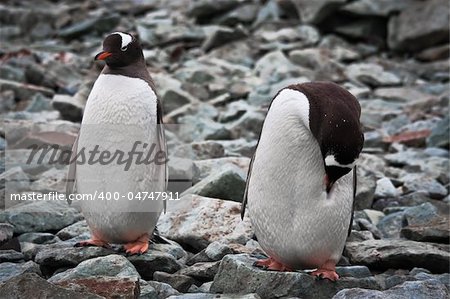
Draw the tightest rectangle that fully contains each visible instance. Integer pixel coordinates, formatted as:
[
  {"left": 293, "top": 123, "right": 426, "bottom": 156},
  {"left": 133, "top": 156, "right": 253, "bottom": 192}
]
[
  {"left": 247, "top": 92, "right": 353, "bottom": 269},
  {"left": 76, "top": 74, "right": 164, "bottom": 243}
]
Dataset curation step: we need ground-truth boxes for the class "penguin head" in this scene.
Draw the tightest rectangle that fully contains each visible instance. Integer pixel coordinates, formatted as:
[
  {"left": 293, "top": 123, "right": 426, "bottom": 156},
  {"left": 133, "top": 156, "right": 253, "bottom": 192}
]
[
  {"left": 322, "top": 129, "right": 364, "bottom": 192},
  {"left": 95, "top": 32, "right": 143, "bottom": 68}
]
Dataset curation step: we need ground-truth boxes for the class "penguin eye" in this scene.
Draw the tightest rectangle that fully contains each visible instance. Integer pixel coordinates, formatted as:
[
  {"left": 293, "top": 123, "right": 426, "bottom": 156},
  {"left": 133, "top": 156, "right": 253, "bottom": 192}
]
[{"left": 121, "top": 46, "right": 128, "bottom": 51}]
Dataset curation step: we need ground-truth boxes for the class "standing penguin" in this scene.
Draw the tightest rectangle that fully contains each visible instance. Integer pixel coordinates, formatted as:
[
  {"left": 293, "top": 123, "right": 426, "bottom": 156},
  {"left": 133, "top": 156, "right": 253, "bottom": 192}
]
[
  {"left": 66, "top": 32, "right": 167, "bottom": 254},
  {"left": 241, "top": 82, "right": 364, "bottom": 280}
]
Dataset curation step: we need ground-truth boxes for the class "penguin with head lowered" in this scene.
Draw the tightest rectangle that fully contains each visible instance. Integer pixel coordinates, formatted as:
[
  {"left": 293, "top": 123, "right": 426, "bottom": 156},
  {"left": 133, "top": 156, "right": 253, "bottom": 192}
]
[
  {"left": 66, "top": 32, "right": 167, "bottom": 254},
  {"left": 241, "top": 82, "right": 364, "bottom": 280}
]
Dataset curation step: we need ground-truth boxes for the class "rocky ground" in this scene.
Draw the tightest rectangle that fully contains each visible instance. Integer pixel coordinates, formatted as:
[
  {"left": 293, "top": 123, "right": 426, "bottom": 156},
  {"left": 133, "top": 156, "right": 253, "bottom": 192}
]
[{"left": 0, "top": 0, "right": 449, "bottom": 298}]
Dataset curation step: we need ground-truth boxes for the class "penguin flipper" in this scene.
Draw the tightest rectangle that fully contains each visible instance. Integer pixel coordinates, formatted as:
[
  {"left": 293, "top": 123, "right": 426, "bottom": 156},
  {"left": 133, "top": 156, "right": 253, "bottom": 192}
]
[
  {"left": 241, "top": 152, "right": 256, "bottom": 219},
  {"left": 156, "top": 99, "right": 168, "bottom": 214},
  {"left": 65, "top": 134, "right": 79, "bottom": 205},
  {"left": 347, "top": 166, "right": 357, "bottom": 237},
  {"left": 151, "top": 226, "right": 170, "bottom": 244}
]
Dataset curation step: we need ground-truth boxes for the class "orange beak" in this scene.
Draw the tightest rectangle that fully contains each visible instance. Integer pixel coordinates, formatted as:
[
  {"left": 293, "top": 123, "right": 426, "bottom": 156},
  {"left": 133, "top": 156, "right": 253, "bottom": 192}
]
[{"left": 94, "top": 51, "right": 112, "bottom": 60}]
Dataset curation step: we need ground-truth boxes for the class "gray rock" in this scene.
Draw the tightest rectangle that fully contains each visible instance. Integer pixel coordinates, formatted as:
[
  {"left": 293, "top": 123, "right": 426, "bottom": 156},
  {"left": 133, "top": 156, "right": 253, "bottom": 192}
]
[
  {"left": 187, "top": 0, "right": 240, "bottom": 21},
  {"left": 56, "top": 220, "right": 90, "bottom": 241},
  {"left": 202, "top": 26, "right": 247, "bottom": 52},
  {"left": 388, "top": 0, "right": 449, "bottom": 52},
  {"left": 144, "top": 280, "right": 180, "bottom": 298},
  {"left": 0, "top": 261, "right": 41, "bottom": 283},
  {"left": 355, "top": 170, "right": 376, "bottom": 210},
  {"left": 341, "top": 0, "right": 416, "bottom": 17},
  {"left": 205, "top": 241, "right": 234, "bottom": 260},
  {"left": 345, "top": 239, "right": 450, "bottom": 273},
  {"left": 345, "top": 63, "right": 401, "bottom": 87},
  {"left": 25, "top": 93, "right": 52, "bottom": 112},
  {"left": 193, "top": 158, "right": 249, "bottom": 185},
  {"left": 172, "top": 141, "right": 225, "bottom": 160},
  {"left": 127, "top": 251, "right": 182, "bottom": 280},
  {"left": 0, "top": 222, "right": 14, "bottom": 247},
  {"left": 376, "top": 211, "right": 405, "bottom": 238},
  {"left": 58, "top": 14, "right": 120, "bottom": 39},
  {"left": 227, "top": 111, "right": 266, "bottom": 139},
  {"left": 217, "top": 3, "right": 258, "bottom": 26},
  {"left": 177, "top": 261, "right": 221, "bottom": 282},
  {"left": 0, "top": 249, "right": 24, "bottom": 263},
  {"left": 347, "top": 230, "right": 375, "bottom": 242},
  {"left": 168, "top": 294, "right": 261, "bottom": 299},
  {"left": 210, "top": 254, "right": 381, "bottom": 299},
  {"left": 403, "top": 203, "right": 439, "bottom": 226},
  {"left": 402, "top": 175, "right": 447, "bottom": 200},
  {"left": 35, "top": 246, "right": 116, "bottom": 271},
  {"left": 253, "top": 50, "right": 299, "bottom": 81},
  {"left": 374, "top": 177, "right": 398, "bottom": 199},
  {"left": 0, "top": 201, "right": 82, "bottom": 234},
  {"left": 0, "top": 166, "right": 30, "bottom": 194},
  {"left": 54, "top": 276, "right": 140, "bottom": 299},
  {"left": 335, "top": 266, "right": 372, "bottom": 278},
  {"left": 0, "top": 273, "right": 102, "bottom": 299},
  {"left": 153, "top": 271, "right": 195, "bottom": 292},
  {"left": 374, "top": 86, "right": 435, "bottom": 103},
  {"left": 0, "top": 78, "right": 54, "bottom": 101},
  {"left": 356, "top": 218, "right": 383, "bottom": 239},
  {"left": 52, "top": 94, "right": 84, "bottom": 122},
  {"left": 49, "top": 254, "right": 140, "bottom": 282},
  {"left": 17, "top": 232, "right": 59, "bottom": 244},
  {"left": 183, "top": 164, "right": 246, "bottom": 202},
  {"left": 158, "top": 195, "right": 253, "bottom": 251},
  {"left": 427, "top": 116, "right": 449, "bottom": 149},
  {"left": 291, "top": 0, "right": 347, "bottom": 24},
  {"left": 401, "top": 216, "right": 450, "bottom": 243},
  {"left": 333, "top": 279, "right": 449, "bottom": 299}
]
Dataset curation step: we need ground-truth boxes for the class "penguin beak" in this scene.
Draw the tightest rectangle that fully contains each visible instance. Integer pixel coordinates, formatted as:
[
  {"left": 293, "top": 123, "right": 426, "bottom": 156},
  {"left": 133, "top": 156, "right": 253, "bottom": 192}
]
[
  {"left": 324, "top": 175, "right": 335, "bottom": 193},
  {"left": 95, "top": 51, "right": 112, "bottom": 60}
]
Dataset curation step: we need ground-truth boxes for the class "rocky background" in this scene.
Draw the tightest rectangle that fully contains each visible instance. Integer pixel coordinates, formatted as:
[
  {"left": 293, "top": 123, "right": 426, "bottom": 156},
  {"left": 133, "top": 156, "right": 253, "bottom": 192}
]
[{"left": 0, "top": 0, "right": 449, "bottom": 298}]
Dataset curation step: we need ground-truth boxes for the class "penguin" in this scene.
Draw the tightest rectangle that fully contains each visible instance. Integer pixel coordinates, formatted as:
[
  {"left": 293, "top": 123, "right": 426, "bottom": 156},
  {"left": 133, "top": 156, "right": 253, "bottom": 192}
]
[
  {"left": 241, "top": 82, "right": 364, "bottom": 281},
  {"left": 66, "top": 32, "right": 167, "bottom": 254}
]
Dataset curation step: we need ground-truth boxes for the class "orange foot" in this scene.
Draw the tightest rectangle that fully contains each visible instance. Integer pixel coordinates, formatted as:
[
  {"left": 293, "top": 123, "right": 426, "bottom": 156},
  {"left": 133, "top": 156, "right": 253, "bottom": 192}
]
[
  {"left": 254, "top": 256, "right": 293, "bottom": 272},
  {"left": 311, "top": 260, "right": 339, "bottom": 281},
  {"left": 123, "top": 233, "right": 149, "bottom": 255}
]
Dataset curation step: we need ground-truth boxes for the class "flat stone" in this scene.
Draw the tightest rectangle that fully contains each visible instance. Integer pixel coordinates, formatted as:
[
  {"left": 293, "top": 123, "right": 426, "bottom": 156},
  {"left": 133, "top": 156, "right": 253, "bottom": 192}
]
[
  {"left": 388, "top": 0, "right": 450, "bottom": 52},
  {"left": 52, "top": 94, "right": 84, "bottom": 122},
  {"left": 333, "top": 279, "right": 449, "bottom": 299},
  {"left": 290, "top": 0, "right": 347, "bottom": 24},
  {"left": 344, "top": 239, "right": 450, "bottom": 273},
  {"left": 0, "top": 222, "right": 14, "bottom": 247},
  {"left": 127, "top": 251, "right": 182, "bottom": 280},
  {"left": 0, "top": 261, "right": 41, "bottom": 283},
  {"left": 183, "top": 164, "right": 246, "bottom": 202},
  {"left": 401, "top": 216, "right": 450, "bottom": 243},
  {"left": 56, "top": 220, "right": 90, "bottom": 241},
  {"left": 55, "top": 276, "right": 140, "bottom": 299},
  {"left": 0, "top": 249, "right": 24, "bottom": 263},
  {"left": 374, "top": 177, "right": 398, "bottom": 199},
  {"left": 35, "top": 246, "right": 116, "bottom": 272},
  {"left": 48, "top": 254, "right": 140, "bottom": 282},
  {"left": 345, "top": 63, "right": 401, "bottom": 87},
  {"left": 0, "top": 273, "right": 102, "bottom": 298},
  {"left": 0, "top": 201, "right": 82, "bottom": 234},
  {"left": 158, "top": 195, "right": 253, "bottom": 251},
  {"left": 176, "top": 261, "right": 221, "bottom": 282},
  {"left": 210, "top": 254, "right": 381, "bottom": 298},
  {"left": 376, "top": 211, "right": 406, "bottom": 238},
  {"left": 0, "top": 78, "right": 54, "bottom": 101},
  {"left": 153, "top": 271, "right": 195, "bottom": 293}
]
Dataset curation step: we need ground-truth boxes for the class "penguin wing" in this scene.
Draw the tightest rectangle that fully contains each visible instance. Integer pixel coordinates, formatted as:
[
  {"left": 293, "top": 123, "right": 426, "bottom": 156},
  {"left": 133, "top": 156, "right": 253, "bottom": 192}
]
[
  {"left": 65, "top": 134, "right": 79, "bottom": 205},
  {"left": 347, "top": 166, "right": 357, "bottom": 236},
  {"left": 241, "top": 151, "right": 256, "bottom": 219},
  {"left": 156, "top": 99, "right": 168, "bottom": 213}
]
